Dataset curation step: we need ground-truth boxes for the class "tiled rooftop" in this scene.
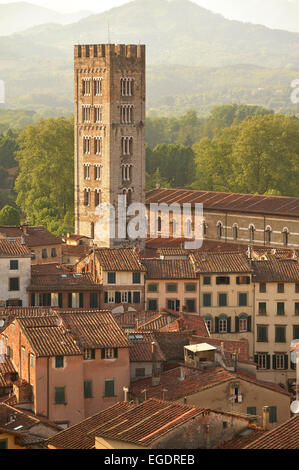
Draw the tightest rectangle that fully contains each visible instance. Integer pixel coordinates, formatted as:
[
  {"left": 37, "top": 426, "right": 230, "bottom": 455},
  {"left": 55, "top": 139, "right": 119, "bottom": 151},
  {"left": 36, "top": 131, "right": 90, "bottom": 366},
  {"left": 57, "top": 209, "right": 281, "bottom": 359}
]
[
  {"left": 29, "top": 263, "right": 99, "bottom": 290},
  {"left": 46, "top": 402, "right": 132, "bottom": 449},
  {"left": 146, "top": 188, "right": 299, "bottom": 218},
  {"left": 143, "top": 258, "right": 197, "bottom": 279},
  {"left": 245, "top": 415, "right": 299, "bottom": 449},
  {"left": 252, "top": 256, "right": 299, "bottom": 282},
  {"left": 0, "top": 226, "right": 61, "bottom": 247},
  {"left": 190, "top": 336, "right": 249, "bottom": 362},
  {"left": 0, "top": 356, "right": 16, "bottom": 388},
  {"left": 88, "top": 398, "right": 206, "bottom": 447},
  {"left": 14, "top": 310, "right": 130, "bottom": 357},
  {"left": 219, "top": 426, "right": 265, "bottom": 449},
  {"left": 94, "top": 248, "right": 145, "bottom": 272},
  {"left": 0, "top": 238, "right": 31, "bottom": 257},
  {"left": 189, "top": 251, "right": 251, "bottom": 273}
]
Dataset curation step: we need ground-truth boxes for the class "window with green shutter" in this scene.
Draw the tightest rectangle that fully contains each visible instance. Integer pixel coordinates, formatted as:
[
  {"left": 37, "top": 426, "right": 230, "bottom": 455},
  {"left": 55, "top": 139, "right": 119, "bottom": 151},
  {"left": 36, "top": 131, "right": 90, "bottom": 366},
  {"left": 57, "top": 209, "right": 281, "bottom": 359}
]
[
  {"left": 218, "top": 293, "right": 227, "bottom": 307},
  {"left": 258, "top": 302, "right": 267, "bottom": 315},
  {"left": 107, "top": 272, "right": 116, "bottom": 284},
  {"left": 295, "top": 303, "right": 299, "bottom": 316},
  {"left": 294, "top": 325, "right": 299, "bottom": 339},
  {"left": 203, "top": 276, "right": 211, "bottom": 285},
  {"left": 55, "top": 356, "right": 64, "bottom": 368},
  {"left": 133, "top": 291, "right": 141, "bottom": 303},
  {"left": 0, "top": 439, "right": 8, "bottom": 449},
  {"left": 166, "top": 283, "right": 178, "bottom": 293},
  {"left": 239, "top": 293, "right": 247, "bottom": 307},
  {"left": 55, "top": 387, "right": 65, "bottom": 404},
  {"left": 147, "top": 283, "right": 158, "bottom": 293},
  {"left": 277, "top": 302, "right": 285, "bottom": 315},
  {"left": 203, "top": 293, "right": 211, "bottom": 307},
  {"left": 257, "top": 325, "right": 268, "bottom": 342},
  {"left": 275, "top": 326, "right": 286, "bottom": 343},
  {"left": 247, "top": 407, "right": 257, "bottom": 417},
  {"left": 105, "top": 379, "right": 115, "bottom": 397},
  {"left": 185, "top": 283, "right": 196, "bottom": 292},
  {"left": 90, "top": 292, "right": 98, "bottom": 308},
  {"left": 269, "top": 406, "right": 277, "bottom": 423},
  {"left": 132, "top": 273, "right": 141, "bottom": 284},
  {"left": 84, "top": 381, "right": 93, "bottom": 398}
]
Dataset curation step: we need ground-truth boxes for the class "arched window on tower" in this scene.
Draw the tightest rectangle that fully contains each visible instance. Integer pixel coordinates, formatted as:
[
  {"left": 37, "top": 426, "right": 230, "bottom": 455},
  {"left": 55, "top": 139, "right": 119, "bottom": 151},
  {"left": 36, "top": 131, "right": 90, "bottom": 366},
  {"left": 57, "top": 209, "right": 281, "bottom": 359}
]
[
  {"left": 249, "top": 225, "right": 255, "bottom": 243},
  {"left": 217, "top": 221, "right": 223, "bottom": 239},
  {"left": 91, "top": 222, "right": 95, "bottom": 240},
  {"left": 265, "top": 226, "right": 272, "bottom": 244},
  {"left": 233, "top": 224, "right": 238, "bottom": 241}
]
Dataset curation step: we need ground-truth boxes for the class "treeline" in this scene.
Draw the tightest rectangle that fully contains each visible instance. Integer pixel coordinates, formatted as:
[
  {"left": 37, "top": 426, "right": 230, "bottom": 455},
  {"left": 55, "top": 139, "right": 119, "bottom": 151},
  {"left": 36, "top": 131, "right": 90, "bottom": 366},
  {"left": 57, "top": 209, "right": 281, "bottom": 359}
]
[{"left": 1, "top": 104, "right": 299, "bottom": 234}]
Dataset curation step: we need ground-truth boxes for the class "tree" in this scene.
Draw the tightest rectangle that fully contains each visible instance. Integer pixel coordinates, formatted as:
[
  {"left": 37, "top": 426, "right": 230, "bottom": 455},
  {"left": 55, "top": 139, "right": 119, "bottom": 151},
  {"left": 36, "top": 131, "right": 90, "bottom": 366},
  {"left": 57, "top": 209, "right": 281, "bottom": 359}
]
[
  {"left": 14, "top": 116, "right": 74, "bottom": 235},
  {"left": 0, "top": 129, "right": 19, "bottom": 169},
  {"left": 192, "top": 114, "right": 299, "bottom": 197},
  {"left": 0, "top": 205, "right": 20, "bottom": 225},
  {"left": 146, "top": 169, "right": 171, "bottom": 191}
]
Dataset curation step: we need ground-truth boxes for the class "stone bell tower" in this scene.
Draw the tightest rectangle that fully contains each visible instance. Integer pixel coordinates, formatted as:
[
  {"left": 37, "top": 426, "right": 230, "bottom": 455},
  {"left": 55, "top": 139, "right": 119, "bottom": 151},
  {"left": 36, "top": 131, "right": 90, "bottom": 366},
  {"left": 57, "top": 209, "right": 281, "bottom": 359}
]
[{"left": 74, "top": 43, "right": 146, "bottom": 247}]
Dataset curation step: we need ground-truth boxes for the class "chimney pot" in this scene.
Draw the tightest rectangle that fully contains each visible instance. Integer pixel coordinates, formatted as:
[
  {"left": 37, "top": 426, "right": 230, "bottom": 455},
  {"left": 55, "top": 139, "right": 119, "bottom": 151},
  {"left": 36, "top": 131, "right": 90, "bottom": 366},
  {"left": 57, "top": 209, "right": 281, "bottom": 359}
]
[{"left": 262, "top": 405, "right": 270, "bottom": 431}]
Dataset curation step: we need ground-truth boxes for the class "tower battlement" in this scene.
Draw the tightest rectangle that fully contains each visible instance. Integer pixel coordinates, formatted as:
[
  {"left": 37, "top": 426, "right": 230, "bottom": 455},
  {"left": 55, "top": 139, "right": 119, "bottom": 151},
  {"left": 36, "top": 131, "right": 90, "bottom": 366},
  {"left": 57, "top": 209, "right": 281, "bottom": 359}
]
[{"left": 74, "top": 44, "right": 145, "bottom": 61}]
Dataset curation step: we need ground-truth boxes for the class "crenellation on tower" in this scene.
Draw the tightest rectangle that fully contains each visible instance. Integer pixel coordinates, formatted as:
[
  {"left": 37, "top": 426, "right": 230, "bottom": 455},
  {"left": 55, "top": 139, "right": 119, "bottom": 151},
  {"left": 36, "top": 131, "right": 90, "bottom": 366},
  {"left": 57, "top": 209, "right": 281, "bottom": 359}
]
[{"left": 74, "top": 43, "right": 146, "bottom": 248}]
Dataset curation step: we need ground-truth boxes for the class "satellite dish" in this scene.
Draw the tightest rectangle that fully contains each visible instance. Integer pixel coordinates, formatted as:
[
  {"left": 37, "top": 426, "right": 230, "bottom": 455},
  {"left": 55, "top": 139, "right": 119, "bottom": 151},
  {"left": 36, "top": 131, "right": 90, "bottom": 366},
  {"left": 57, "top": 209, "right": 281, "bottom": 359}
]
[{"left": 291, "top": 400, "right": 299, "bottom": 414}]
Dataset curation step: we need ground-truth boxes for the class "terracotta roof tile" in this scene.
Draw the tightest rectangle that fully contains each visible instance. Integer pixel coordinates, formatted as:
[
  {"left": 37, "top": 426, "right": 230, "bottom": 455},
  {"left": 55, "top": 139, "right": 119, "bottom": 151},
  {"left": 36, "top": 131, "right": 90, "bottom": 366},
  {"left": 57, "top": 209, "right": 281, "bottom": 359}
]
[
  {"left": 252, "top": 257, "right": 299, "bottom": 282},
  {"left": 95, "top": 248, "right": 145, "bottom": 272},
  {"left": 146, "top": 188, "right": 299, "bottom": 218},
  {"left": 190, "top": 336, "right": 249, "bottom": 362},
  {"left": 190, "top": 251, "right": 251, "bottom": 273},
  {"left": 0, "top": 226, "right": 61, "bottom": 247},
  {"left": 245, "top": 415, "right": 299, "bottom": 449},
  {"left": 29, "top": 264, "right": 99, "bottom": 290},
  {"left": 0, "top": 356, "right": 16, "bottom": 387},
  {"left": 143, "top": 258, "right": 196, "bottom": 279},
  {"left": 88, "top": 398, "right": 206, "bottom": 447},
  {"left": 219, "top": 426, "right": 265, "bottom": 449},
  {"left": 46, "top": 402, "right": 132, "bottom": 449},
  {"left": 0, "top": 238, "right": 31, "bottom": 257}
]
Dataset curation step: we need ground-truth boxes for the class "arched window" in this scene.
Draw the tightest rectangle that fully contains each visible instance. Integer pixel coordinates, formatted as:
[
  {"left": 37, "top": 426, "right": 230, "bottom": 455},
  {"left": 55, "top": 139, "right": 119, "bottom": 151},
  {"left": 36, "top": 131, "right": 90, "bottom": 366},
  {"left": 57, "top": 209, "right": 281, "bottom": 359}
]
[
  {"left": 265, "top": 226, "right": 272, "bottom": 244},
  {"left": 157, "top": 216, "right": 162, "bottom": 232},
  {"left": 185, "top": 219, "right": 192, "bottom": 237},
  {"left": 283, "top": 228, "right": 289, "bottom": 246},
  {"left": 217, "top": 221, "right": 223, "bottom": 239},
  {"left": 219, "top": 315, "right": 228, "bottom": 333},
  {"left": 249, "top": 225, "right": 255, "bottom": 243},
  {"left": 127, "top": 189, "right": 132, "bottom": 206},
  {"left": 94, "top": 189, "right": 101, "bottom": 207},
  {"left": 239, "top": 314, "right": 248, "bottom": 332},
  {"left": 83, "top": 188, "right": 90, "bottom": 206},
  {"left": 202, "top": 220, "right": 207, "bottom": 237},
  {"left": 204, "top": 316, "right": 212, "bottom": 333},
  {"left": 233, "top": 224, "right": 238, "bottom": 241}
]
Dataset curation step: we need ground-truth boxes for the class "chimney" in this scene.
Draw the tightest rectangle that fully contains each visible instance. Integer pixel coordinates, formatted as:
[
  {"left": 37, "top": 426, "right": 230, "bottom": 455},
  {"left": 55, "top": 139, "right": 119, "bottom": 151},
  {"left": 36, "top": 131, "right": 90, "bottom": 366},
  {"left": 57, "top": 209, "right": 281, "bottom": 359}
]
[
  {"left": 179, "top": 366, "right": 185, "bottom": 381},
  {"left": 20, "top": 235, "right": 25, "bottom": 245},
  {"left": 247, "top": 245, "right": 252, "bottom": 260},
  {"left": 22, "top": 225, "right": 28, "bottom": 234},
  {"left": 262, "top": 406, "right": 270, "bottom": 431},
  {"left": 205, "top": 424, "right": 210, "bottom": 449},
  {"left": 123, "top": 386, "right": 129, "bottom": 403},
  {"left": 151, "top": 341, "right": 156, "bottom": 355}
]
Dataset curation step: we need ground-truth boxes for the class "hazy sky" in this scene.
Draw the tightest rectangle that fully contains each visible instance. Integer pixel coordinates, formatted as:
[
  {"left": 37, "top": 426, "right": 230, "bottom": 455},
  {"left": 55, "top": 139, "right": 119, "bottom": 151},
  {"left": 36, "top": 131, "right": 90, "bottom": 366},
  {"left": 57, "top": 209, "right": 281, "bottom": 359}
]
[{"left": 0, "top": 0, "right": 299, "bottom": 26}]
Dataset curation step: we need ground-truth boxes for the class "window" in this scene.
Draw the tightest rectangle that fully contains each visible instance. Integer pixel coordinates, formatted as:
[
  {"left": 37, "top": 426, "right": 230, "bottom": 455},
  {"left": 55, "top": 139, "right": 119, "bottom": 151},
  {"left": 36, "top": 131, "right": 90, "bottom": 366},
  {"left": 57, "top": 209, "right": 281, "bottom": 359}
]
[
  {"left": 255, "top": 353, "right": 270, "bottom": 369},
  {"left": 107, "top": 272, "right": 116, "bottom": 284},
  {"left": 249, "top": 225, "right": 255, "bottom": 242},
  {"left": 30, "top": 354, "right": 34, "bottom": 368},
  {"left": 166, "top": 283, "right": 178, "bottom": 293},
  {"left": 203, "top": 276, "right": 211, "bottom": 285},
  {"left": 265, "top": 227, "right": 272, "bottom": 244},
  {"left": 94, "top": 137, "right": 102, "bottom": 155},
  {"left": 82, "top": 78, "right": 91, "bottom": 96},
  {"left": 239, "top": 316, "right": 248, "bottom": 332},
  {"left": 233, "top": 225, "right": 238, "bottom": 240},
  {"left": 10, "top": 260, "right": 18, "bottom": 270},
  {"left": 275, "top": 325, "right": 286, "bottom": 343},
  {"left": 51, "top": 248, "right": 57, "bottom": 258},
  {"left": 83, "top": 164, "right": 90, "bottom": 180},
  {"left": 135, "top": 368, "right": 145, "bottom": 378},
  {"left": 295, "top": 283, "right": 299, "bottom": 294},
  {"left": 68, "top": 293, "right": 83, "bottom": 308},
  {"left": 167, "top": 299, "right": 180, "bottom": 311},
  {"left": 122, "top": 164, "right": 132, "bottom": 182},
  {"left": 269, "top": 406, "right": 277, "bottom": 423},
  {"left": 216, "top": 276, "right": 230, "bottom": 285},
  {"left": 247, "top": 407, "right": 257, "bottom": 417},
  {"left": 147, "top": 283, "right": 158, "bottom": 292},
  {"left": 84, "top": 349, "right": 95, "bottom": 360},
  {"left": 83, "top": 136, "right": 91, "bottom": 154},
  {"left": 84, "top": 381, "right": 93, "bottom": 398},
  {"left": 120, "top": 105, "right": 134, "bottom": 124},
  {"left": 258, "top": 302, "right": 267, "bottom": 315},
  {"left": 205, "top": 317, "right": 212, "bottom": 333},
  {"left": 148, "top": 299, "right": 158, "bottom": 310},
  {"left": 94, "top": 164, "right": 102, "bottom": 181},
  {"left": 203, "top": 293, "right": 212, "bottom": 307},
  {"left": 218, "top": 293, "right": 227, "bottom": 307},
  {"left": 121, "top": 78, "right": 133, "bottom": 96},
  {"left": 94, "top": 105, "right": 103, "bottom": 123},
  {"left": 121, "top": 136, "right": 133, "bottom": 156},
  {"left": 236, "top": 276, "right": 250, "bottom": 285},
  {"left": 293, "top": 325, "right": 299, "bottom": 339},
  {"left": 83, "top": 188, "right": 91, "bottom": 206},
  {"left": 42, "top": 249, "right": 48, "bottom": 259},
  {"left": 257, "top": 325, "right": 268, "bottom": 342},
  {"left": 94, "top": 77, "right": 103, "bottom": 96},
  {"left": 95, "top": 189, "right": 101, "bottom": 207},
  {"left": 277, "top": 302, "right": 285, "bottom": 315},
  {"left": 9, "top": 277, "right": 19, "bottom": 291},
  {"left": 295, "top": 303, "right": 299, "bottom": 315},
  {"left": 132, "top": 272, "right": 141, "bottom": 284},
  {"left": 102, "top": 348, "right": 118, "bottom": 359},
  {"left": 282, "top": 228, "right": 289, "bottom": 246},
  {"left": 90, "top": 293, "right": 98, "bottom": 308},
  {"left": 0, "top": 439, "right": 8, "bottom": 449},
  {"left": 273, "top": 353, "right": 287, "bottom": 370},
  {"left": 104, "top": 379, "right": 115, "bottom": 397},
  {"left": 82, "top": 105, "right": 91, "bottom": 123},
  {"left": 21, "top": 346, "right": 25, "bottom": 362},
  {"left": 217, "top": 221, "right": 223, "bottom": 239},
  {"left": 185, "top": 283, "right": 196, "bottom": 292},
  {"left": 55, "top": 387, "right": 65, "bottom": 404},
  {"left": 239, "top": 293, "right": 247, "bottom": 307},
  {"left": 277, "top": 283, "right": 284, "bottom": 293},
  {"left": 219, "top": 317, "right": 228, "bottom": 333},
  {"left": 185, "top": 299, "right": 196, "bottom": 313},
  {"left": 55, "top": 356, "right": 64, "bottom": 368},
  {"left": 259, "top": 283, "right": 267, "bottom": 293}
]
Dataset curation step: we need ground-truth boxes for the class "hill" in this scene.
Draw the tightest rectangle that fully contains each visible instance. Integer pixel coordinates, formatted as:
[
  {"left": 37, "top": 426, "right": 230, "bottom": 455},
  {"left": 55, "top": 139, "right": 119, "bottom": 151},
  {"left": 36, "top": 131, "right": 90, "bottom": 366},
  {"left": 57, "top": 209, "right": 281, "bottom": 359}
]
[{"left": 0, "top": 0, "right": 299, "bottom": 117}]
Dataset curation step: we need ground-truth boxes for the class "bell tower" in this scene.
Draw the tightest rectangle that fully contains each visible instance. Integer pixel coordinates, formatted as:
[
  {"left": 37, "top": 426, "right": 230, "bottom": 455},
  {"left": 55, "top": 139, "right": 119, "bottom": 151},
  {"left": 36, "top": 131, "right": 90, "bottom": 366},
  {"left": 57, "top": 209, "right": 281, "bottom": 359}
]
[{"left": 74, "top": 43, "right": 146, "bottom": 247}]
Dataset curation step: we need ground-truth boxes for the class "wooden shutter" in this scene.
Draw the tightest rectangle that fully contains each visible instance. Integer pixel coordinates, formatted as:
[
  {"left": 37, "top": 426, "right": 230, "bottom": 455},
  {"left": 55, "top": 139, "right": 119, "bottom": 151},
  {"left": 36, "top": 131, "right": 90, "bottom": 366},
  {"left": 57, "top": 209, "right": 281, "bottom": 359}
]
[
  {"left": 47, "top": 294, "right": 51, "bottom": 306},
  {"left": 254, "top": 354, "right": 258, "bottom": 366},
  {"left": 215, "top": 317, "right": 219, "bottom": 333},
  {"left": 104, "top": 291, "right": 108, "bottom": 303},
  {"left": 105, "top": 380, "right": 114, "bottom": 397},
  {"left": 79, "top": 293, "right": 84, "bottom": 308},
  {"left": 115, "top": 291, "right": 121, "bottom": 303},
  {"left": 266, "top": 354, "right": 271, "bottom": 370},
  {"left": 247, "top": 316, "right": 252, "bottom": 332},
  {"left": 58, "top": 293, "right": 63, "bottom": 308},
  {"left": 31, "top": 293, "right": 35, "bottom": 306},
  {"left": 114, "top": 348, "right": 118, "bottom": 358},
  {"left": 101, "top": 349, "right": 105, "bottom": 359},
  {"left": 84, "top": 381, "right": 92, "bottom": 398},
  {"left": 68, "top": 293, "right": 72, "bottom": 308},
  {"left": 227, "top": 317, "right": 231, "bottom": 333},
  {"left": 272, "top": 355, "right": 277, "bottom": 370},
  {"left": 284, "top": 354, "right": 289, "bottom": 370},
  {"left": 128, "top": 291, "right": 132, "bottom": 303}
]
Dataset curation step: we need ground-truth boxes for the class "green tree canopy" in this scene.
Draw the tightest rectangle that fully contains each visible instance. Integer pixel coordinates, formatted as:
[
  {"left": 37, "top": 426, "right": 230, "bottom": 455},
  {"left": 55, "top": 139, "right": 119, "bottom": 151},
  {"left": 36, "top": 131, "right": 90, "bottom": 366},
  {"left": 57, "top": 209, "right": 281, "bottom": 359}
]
[
  {"left": 0, "top": 205, "right": 20, "bottom": 225},
  {"left": 193, "top": 114, "right": 299, "bottom": 196},
  {"left": 14, "top": 116, "right": 74, "bottom": 236}
]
